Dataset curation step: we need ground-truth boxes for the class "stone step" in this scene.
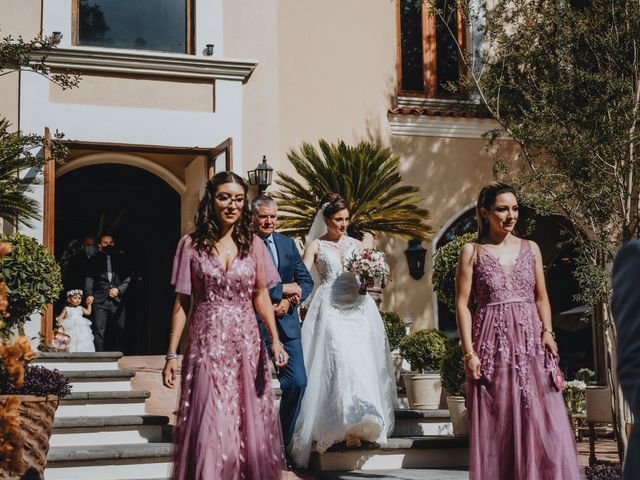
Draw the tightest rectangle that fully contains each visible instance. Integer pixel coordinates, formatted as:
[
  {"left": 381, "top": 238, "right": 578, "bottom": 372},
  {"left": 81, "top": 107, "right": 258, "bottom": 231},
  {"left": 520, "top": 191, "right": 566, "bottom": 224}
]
[
  {"left": 317, "top": 469, "right": 468, "bottom": 479},
  {"left": 57, "top": 390, "right": 150, "bottom": 417},
  {"left": 51, "top": 415, "right": 169, "bottom": 447},
  {"left": 393, "top": 409, "right": 453, "bottom": 437},
  {"left": 36, "top": 352, "right": 123, "bottom": 371},
  {"left": 61, "top": 369, "right": 135, "bottom": 392},
  {"left": 310, "top": 436, "right": 469, "bottom": 471},
  {"left": 45, "top": 443, "right": 172, "bottom": 480}
]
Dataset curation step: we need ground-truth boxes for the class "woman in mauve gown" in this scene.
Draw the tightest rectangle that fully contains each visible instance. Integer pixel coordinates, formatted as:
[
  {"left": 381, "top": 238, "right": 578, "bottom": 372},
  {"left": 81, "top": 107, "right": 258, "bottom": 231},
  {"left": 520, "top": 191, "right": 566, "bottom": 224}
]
[
  {"left": 162, "top": 171, "right": 288, "bottom": 480},
  {"left": 455, "top": 182, "right": 583, "bottom": 480}
]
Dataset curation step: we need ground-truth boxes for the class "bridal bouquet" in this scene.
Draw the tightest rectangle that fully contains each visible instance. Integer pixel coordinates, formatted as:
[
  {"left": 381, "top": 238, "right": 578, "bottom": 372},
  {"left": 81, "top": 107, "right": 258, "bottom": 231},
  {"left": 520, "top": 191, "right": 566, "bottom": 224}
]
[{"left": 345, "top": 249, "right": 390, "bottom": 293}]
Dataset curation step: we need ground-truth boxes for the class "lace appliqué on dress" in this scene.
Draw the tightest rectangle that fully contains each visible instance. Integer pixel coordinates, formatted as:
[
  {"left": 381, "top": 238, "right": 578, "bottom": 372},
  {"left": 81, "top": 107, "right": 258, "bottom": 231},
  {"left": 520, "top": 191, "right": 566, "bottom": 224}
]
[{"left": 472, "top": 241, "right": 546, "bottom": 409}]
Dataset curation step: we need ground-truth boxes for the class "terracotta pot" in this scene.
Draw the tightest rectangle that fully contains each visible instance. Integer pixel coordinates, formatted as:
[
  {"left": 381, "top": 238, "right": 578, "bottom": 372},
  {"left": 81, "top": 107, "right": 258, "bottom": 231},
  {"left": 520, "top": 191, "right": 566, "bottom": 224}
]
[
  {"left": 0, "top": 394, "right": 59, "bottom": 479},
  {"left": 446, "top": 396, "right": 469, "bottom": 436},
  {"left": 402, "top": 372, "right": 442, "bottom": 409}
]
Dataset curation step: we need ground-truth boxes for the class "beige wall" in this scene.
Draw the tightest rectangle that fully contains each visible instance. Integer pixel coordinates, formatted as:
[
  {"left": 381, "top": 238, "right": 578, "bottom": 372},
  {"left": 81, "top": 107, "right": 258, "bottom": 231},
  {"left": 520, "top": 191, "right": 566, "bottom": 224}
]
[
  {"left": 223, "top": 0, "right": 280, "bottom": 168},
  {"left": 277, "top": 0, "right": 396, "bottom": 152},
  {"left": 0, "top": 0, "right": 42, "bottom": 40},
  {"left": 0, "top": 0, "right": 42, "bottom": 132},
  {"left": 224, "top": 0, "right": 517, "bottom": 329},
  {"left": 0, "top": 71, "right": 20, "bottom": 129},
  {"left": 50, "top": 73, "right": 215, "bottom": 112}
]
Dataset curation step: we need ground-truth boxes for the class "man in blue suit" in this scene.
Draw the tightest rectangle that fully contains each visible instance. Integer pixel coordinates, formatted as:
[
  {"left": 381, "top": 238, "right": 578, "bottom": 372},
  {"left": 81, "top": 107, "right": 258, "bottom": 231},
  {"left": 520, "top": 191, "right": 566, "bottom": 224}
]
[
  {"left": 613, "top": 240, "right": 640, "bottom": 480},
  {"left": 251, "top": 195, "right": 313, "bottom": 469}
]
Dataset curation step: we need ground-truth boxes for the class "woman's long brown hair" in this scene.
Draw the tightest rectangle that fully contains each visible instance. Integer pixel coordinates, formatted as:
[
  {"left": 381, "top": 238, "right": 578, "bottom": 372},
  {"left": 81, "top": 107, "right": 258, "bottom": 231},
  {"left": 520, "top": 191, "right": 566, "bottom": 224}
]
[{"left": 190, "top": 171, "right": 253, "bottom": 258}]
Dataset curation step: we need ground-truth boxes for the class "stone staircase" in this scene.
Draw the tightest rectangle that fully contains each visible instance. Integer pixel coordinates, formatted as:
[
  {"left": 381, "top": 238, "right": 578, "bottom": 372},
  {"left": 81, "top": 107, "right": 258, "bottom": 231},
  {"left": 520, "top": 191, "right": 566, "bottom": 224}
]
[
  {"left": 36, "top": 353, "right": 468, "bottom": 478},
  {"left": 35, "top": 352, "right": 172, "bottom": 480}
]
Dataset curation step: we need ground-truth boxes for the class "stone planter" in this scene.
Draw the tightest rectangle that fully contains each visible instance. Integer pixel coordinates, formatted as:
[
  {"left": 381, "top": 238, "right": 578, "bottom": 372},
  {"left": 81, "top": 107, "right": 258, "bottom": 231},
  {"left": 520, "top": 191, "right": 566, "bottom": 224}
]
[
  {"left": 446, "top": 396, "right": 468, "bottom": 436},
  {"left": 402, "top": 372, "right": 442, "bottom": 409},
  {"left": 0, "top": 394, "right": 59, "bottom": 479}
]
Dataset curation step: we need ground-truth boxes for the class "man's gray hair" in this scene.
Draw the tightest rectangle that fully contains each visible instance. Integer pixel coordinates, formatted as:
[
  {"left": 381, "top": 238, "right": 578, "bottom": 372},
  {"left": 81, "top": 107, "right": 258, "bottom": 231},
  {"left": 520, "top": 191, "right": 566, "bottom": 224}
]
[{"left": 251, "top": 194, "right": 277, "bottom": 212}]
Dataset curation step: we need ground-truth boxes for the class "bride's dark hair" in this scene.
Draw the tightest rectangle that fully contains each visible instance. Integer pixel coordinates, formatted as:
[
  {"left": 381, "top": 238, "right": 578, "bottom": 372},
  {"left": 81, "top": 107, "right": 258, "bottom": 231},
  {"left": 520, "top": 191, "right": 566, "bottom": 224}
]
[
  {"left": 319, "top": 193, "right": 348, "bottom": 218},
  {"left": 191, "top": 171, "right": 253, "bottom": 257}
]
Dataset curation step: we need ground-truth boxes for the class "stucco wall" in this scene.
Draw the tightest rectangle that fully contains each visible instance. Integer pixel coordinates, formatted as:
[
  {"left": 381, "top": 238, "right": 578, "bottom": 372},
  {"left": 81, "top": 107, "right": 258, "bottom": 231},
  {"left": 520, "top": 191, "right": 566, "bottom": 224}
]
[
  {"left": 224, "top": 0, "right": 517, "bottom": 329},
  {"left": 50, "top": 73, "right": 215, "bottom": 112},
  {"left": 0, "top": 0, "right": 41, "bottom": 39}
]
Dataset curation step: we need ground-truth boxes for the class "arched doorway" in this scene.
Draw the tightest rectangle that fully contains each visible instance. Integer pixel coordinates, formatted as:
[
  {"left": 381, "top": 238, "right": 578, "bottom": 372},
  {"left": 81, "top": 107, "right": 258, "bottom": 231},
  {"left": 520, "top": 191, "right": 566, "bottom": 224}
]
[
  {"left": 434, "top": 208, "right": 594, "bottom": 379},
  {"left": 55, "top": 163, "right": 181, "bottom": 355}
]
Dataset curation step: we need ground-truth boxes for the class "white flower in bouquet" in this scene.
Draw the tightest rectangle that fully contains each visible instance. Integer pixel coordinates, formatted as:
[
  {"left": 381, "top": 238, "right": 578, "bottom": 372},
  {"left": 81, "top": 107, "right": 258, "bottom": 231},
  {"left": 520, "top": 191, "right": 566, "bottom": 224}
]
[{"left": 344, "top": 248, "right": 390, "bottom": 285}]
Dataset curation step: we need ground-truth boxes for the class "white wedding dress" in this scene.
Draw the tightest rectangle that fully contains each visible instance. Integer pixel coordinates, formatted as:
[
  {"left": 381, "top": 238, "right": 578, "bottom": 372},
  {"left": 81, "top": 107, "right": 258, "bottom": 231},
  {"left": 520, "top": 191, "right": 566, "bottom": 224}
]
[{"left": 289, "top": 235, "right": 396, "bottom": 467}]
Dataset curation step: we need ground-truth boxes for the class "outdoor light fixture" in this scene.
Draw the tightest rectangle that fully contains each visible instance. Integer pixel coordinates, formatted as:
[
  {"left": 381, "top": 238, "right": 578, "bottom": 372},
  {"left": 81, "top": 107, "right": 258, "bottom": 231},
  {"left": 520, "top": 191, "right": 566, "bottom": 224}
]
[
  {"left": 205, "top": 44, "right": 214, "bottom": 56},
  {"left": 247, "top": 155, "right": 274, "bottom": 194},
  {"left": 405, "top": 239, "right": 426, "bottom": 280},
  {"left": 51, "top": 31, "right": 63, "bottom": 45}
]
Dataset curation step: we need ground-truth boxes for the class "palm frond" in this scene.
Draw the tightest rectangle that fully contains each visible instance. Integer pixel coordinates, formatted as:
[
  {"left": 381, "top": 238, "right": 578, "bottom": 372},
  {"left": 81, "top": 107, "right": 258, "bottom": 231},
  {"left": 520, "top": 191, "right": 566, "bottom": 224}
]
[{"left": 274, "top": 139, "right": 433, "bottom": 241}]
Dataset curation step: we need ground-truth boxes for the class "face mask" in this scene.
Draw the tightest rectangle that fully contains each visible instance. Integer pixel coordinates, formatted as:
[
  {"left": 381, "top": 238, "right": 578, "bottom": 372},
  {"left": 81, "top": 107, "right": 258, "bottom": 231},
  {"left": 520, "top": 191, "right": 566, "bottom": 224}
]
[
  {"left": 102, "top": 245, "right": 115, "bottom": 255},
  {"left": 84, "top": 245, "right": 97, "bottom": 257}
]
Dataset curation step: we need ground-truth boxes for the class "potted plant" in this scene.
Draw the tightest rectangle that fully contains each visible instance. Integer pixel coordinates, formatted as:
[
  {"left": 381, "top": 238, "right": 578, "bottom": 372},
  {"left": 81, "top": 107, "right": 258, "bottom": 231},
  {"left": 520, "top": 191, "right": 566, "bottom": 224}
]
[
  {"left": 0, "top": 236, "right": 70, "bottom": 478},
  {"left": 399, "top": 329, "right": 447, "bottom": 409},
  {"left": 563, "top": 379, "right": 587, "bottom": 414},
  {"left": 0, "top": 232, "right": 62, "bottom": 339},
  {"left": 381, "top": 311, "right": 406, "bottom": 384},
  {"left": 432, "top": 232, "right": 478, "bottom": 314},
  {"left": 440, "top": 342, "right": 468, "bottom": 436},
  {"left": 0, "top": 338, "right": 71, "bottom": 478}
]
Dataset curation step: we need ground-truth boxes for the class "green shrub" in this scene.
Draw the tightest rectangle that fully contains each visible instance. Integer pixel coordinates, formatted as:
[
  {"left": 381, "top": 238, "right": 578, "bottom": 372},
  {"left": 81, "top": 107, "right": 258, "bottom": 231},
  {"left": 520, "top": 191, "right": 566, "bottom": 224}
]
[
  {"left": 440, "top": 341, "right": 466, "bottom": 397},
  {"left": 0, "top": 233, "right": 62, "bottom": 338},
  {"left": 381, "top": 311, "right": 406, "bottom": 351},
  {"left": 399, "top": 328, "right": 448, "bottom": 373},
  {"left": 432, "top": 232, "right": 478, "bottom": 313}
]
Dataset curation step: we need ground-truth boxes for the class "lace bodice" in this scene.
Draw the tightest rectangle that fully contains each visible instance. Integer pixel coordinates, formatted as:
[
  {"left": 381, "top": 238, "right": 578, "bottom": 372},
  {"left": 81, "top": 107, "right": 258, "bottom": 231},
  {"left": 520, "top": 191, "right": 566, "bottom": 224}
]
[
  {"left": 315, "top": 236, "right": 359, "bottom": 285},
  {"left": 473, "top": 240, "right": 535, "bottom": 306}
]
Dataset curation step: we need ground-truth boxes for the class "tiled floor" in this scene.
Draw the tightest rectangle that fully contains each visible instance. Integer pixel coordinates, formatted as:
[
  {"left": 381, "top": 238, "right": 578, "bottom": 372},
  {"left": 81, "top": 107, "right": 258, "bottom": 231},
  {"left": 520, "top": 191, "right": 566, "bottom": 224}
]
[{"left": 120, "top": 356, "right": 623, "bottom": 478}]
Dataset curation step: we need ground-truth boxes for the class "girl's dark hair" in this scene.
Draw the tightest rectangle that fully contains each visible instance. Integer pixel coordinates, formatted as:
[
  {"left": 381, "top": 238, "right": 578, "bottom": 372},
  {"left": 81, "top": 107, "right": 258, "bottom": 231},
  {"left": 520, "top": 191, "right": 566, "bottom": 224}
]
[
  {"left": 476, "top": 181, "right": 518, "bottom": 239},
  {"left": 191, "top": 171, "right": 253, "bottom": 257},
  {"left": 319, "top": 193, "right": 348, "bottom": 218}
]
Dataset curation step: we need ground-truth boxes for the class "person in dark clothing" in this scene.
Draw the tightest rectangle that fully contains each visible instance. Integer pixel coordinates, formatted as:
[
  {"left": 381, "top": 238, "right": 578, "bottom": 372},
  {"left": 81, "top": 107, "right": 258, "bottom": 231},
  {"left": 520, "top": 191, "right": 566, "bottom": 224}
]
[
  {"left": 612, "top": 240, "right": 640, "bottom": 480},
  {"left": 85, "top": 233, "right": 131, "bottom": 352},
  {"left": 64, "top": 234, "right": 97, "bottom": 291}
]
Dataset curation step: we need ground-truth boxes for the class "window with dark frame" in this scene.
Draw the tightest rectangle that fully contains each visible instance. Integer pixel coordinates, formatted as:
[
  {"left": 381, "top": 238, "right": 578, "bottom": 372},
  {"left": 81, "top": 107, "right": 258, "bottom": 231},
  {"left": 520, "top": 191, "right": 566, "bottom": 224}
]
[
  {"left": 75, "top": 0, "right": 194, "bottom": 54},
  {"left": 398, "top": 0, "right": 466, "bottom": 97}
]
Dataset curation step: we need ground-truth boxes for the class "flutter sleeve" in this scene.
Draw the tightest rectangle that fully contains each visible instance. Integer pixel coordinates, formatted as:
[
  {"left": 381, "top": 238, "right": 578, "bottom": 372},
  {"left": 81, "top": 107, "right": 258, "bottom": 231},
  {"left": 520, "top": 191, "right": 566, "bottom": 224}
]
[
  {"left": 171, "top": 234, "right": 194, "bottom": 295},
  {"left": 252, "top": 235, "right": 281, "bottom": 292}
]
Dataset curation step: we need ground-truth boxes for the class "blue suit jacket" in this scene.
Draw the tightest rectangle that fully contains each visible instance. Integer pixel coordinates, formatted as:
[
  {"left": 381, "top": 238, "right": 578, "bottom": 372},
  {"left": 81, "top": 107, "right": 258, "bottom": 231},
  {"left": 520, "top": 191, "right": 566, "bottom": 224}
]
[
  {"left": 263, "top": 232, "right": 313, "bottom": 340},
  {"left": 612, "top": 240, "right": 640, "bottom": 480}
]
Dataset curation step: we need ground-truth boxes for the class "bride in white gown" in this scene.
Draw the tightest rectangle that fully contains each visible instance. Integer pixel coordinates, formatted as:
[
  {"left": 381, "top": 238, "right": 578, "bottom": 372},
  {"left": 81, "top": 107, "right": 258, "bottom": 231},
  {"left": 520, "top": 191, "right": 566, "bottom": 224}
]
[{"left": 289, "top": 193, "right": 396, "bottom": 468}]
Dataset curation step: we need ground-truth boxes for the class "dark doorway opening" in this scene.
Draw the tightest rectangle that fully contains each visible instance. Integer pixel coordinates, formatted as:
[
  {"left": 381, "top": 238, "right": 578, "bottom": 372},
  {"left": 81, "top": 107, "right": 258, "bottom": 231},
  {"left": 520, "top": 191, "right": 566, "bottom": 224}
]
[{"left": 55, "top": 163, "right": 181, "bottom": 355}]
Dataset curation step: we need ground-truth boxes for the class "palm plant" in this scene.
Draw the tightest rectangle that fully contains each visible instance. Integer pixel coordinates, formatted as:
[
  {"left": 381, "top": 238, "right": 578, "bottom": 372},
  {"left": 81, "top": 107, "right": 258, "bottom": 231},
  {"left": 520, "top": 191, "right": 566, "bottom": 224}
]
[
  {"left": 0, "top": 119, "right": 69, "bottom": 228},
  {"left": 273, "top": 140, "right": 433, "bottom": 241}
]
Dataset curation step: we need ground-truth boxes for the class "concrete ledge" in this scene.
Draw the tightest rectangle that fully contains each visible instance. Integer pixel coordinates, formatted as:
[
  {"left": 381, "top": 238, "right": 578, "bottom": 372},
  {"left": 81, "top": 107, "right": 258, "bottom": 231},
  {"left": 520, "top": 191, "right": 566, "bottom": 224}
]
[
  {"left": 311, "top": 436, "right": 469, "bottom": 471},
  {"left": 394, "top": 410, "right": 450, "bottom": 420},
  {"left": 54, "top": 415, "right": 168, "bottom": 429},
  {"left": 62, "top": 390, "right": 150, "bottom": 402},
  {"left": 38, "top": 352, "right": 123, "bottom": 360},
  {"left": 61, "top": 369, "right": 136, "bottom": 379},
  {"left": 47, "top": 443, "right": 172, "bottom": 462}
]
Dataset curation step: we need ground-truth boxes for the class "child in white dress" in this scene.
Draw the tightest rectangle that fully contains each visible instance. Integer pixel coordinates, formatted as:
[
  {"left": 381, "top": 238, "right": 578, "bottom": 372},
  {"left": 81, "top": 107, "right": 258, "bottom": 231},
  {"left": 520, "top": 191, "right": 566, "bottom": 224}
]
[{"left": 57, "top": 289, "right": 95, "bottom": 352}]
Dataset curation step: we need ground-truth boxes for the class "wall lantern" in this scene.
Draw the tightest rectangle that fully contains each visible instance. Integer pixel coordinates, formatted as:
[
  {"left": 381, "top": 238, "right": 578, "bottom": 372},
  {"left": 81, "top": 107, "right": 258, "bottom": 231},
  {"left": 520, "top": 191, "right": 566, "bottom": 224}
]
[
  {"left": 247, "top": 155, "right": 274, "bottom": 194},
  {"left": 205, "top": 44, "right": 215, "bottom": 56},
  {"left": 51, "top": 31, "right": 63, "bottom": 45},
  {"left": 405, "top": 239, "right": 426, "bottom": 280}
]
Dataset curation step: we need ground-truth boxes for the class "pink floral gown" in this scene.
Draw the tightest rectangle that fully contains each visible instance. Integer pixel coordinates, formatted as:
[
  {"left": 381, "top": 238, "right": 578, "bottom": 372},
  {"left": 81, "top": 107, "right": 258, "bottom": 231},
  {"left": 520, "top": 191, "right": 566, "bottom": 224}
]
[
  {"left": 170, "top": 234, "right": 286, "bottom": 480},
  {"left": 468, "top": 239, "right": 583, "bottom": 479}
]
